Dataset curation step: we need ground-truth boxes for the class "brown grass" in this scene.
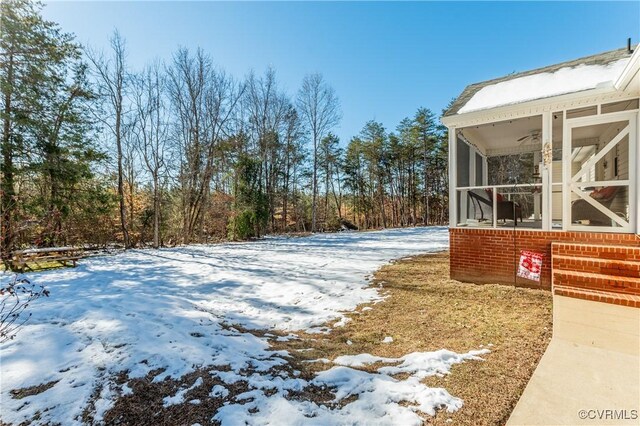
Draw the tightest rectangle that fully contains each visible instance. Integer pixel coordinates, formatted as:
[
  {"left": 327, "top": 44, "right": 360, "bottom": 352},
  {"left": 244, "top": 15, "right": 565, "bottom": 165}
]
[{"left": 274, "top": 251, "right": 553, "bottom": 425}]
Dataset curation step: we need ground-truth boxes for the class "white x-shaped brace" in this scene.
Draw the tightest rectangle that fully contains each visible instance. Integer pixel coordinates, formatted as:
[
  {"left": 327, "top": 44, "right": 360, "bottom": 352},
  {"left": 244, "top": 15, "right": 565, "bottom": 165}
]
[{"left": 570, "top": 124, "right": 630, "bottom": 228}]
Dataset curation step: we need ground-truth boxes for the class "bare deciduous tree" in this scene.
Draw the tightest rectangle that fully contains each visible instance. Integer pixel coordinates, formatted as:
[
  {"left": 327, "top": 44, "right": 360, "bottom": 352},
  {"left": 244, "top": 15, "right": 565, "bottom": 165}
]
[
  {"left": 167, "top": 48, "right": 244, "bottom": 243},
  {"left": 131, "top": 61, "right": 171, "bottom": 248},
  {"left": 297, "top": 73, "right": 341, "bottom": 232},
  {"left": 86, "top": 30, "right": 131, "bottom": 248},
  {"left": 244, "top": 68, "right": 291, "bottom": 232}
]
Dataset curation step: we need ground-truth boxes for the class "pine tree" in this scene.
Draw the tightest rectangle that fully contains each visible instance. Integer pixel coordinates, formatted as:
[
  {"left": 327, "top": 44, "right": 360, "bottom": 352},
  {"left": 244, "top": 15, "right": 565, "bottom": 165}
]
[
  {"left": 32, "top": 61, "right": 100, "bottom": 246},
  {"left": 1, "top": 0, "right": 98, "bottom": 256},
  {"left": 318, "top": 132, "right": 342, "bottom": 227},
  {"left": 412, "top": 108, "right": 438, "bottom": 224}
]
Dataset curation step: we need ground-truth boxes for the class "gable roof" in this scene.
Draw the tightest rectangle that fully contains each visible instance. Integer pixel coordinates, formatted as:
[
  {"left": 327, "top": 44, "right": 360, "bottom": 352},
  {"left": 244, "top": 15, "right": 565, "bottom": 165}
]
[{"left": 444, "top": 47, "right": 634, "bottom": 117}]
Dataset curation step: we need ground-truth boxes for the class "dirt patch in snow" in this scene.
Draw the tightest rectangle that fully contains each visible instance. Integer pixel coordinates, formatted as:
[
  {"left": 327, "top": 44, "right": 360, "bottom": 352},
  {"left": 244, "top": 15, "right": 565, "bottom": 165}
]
[
  {"left": 9, "top": 380, "right": 59, "bottom": 400},
  {"left": 101, "top": 367, "right": 251, "bottom": 425}
]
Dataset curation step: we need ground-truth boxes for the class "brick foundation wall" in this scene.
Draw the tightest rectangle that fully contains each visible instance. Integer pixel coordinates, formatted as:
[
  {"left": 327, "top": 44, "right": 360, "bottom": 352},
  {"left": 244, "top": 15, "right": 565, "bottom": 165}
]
[{"left": 449, "top": 228, "right": 640, "bottom": 290}]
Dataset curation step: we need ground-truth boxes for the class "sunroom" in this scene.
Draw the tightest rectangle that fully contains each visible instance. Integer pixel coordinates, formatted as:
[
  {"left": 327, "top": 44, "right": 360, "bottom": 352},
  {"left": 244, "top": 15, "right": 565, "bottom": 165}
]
[
  {"left": 442, "top": 44, "right": 640, "bottom": 426},
  {"left": 442, "top": 44, "right": 640, "bottom": 291},
  {"left": 443, "top": 46, "right": 640, "bottom": 234}
]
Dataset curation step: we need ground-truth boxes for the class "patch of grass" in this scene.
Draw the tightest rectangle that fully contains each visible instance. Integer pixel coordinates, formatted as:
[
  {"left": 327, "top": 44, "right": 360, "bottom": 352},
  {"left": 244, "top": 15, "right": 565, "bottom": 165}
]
[
  {"left": 275, "top": 252, "right": 553, "bottom": 425},
  {"left": 2, "top": 260, "right": 76, "bottom": 273}
]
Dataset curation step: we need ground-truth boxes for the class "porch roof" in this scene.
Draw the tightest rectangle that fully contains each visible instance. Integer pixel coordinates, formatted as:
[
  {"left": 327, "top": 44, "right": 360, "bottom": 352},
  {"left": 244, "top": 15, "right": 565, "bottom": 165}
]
[{"left": 444, "top": 47, "right": 634, "bottom": 119}]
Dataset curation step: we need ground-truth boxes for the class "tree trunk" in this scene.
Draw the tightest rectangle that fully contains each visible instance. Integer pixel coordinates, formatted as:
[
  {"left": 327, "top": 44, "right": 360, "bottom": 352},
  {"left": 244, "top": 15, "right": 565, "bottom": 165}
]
[
  {"left": 1, "top": 53, "right": 15, "bottom": 261},
  {"left": 330, "top": 168, "right": 342, "bottom": 220},
  {"left": 283, "top": 143, "right": 290, "bottom": 231},
  {"left": 378, "top": 179, "right": 387, "bottom": 228},
  {"left": 324, "top": 161, "right": 330, "bottom": 229},
  {"left": 153, "top": 173, "right": 160, "bottom": 248},
  {"left": 115, "top": 96, "right": 130, "bottom": 248},
  {"left": 311, "top": 134, "right": 318, "bottom": 233}
]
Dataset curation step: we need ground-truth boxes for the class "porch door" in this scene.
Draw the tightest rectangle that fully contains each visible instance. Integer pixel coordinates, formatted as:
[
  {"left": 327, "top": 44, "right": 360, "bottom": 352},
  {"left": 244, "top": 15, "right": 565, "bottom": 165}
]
[{"left": 563, "top": 111, "right": 637, "bottom": 233}]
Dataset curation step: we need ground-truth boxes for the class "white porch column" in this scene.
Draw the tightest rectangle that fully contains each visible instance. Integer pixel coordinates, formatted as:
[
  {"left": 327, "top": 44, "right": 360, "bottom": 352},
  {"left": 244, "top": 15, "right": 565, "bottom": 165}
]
[
  {"left": 634, "top": 112, "right": 639, "bottom": 234},
  {"left": 562, "top": 111, "right": 571, "bottom": 231},
  {"left": 534, "top": 150, "right": 541, "bottom": 221},
  {"left": 541, "top": 111, "right": 553, "bottom": 231},
  {"left": 448, "top": 127, "right": 457, "bottom": 227}
]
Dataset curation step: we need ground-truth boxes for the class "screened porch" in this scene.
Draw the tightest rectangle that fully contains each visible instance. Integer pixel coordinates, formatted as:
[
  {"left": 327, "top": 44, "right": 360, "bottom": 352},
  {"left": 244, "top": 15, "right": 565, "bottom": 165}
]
[{"left": 449, "top": 98, "right": 639, "bottom": 233}]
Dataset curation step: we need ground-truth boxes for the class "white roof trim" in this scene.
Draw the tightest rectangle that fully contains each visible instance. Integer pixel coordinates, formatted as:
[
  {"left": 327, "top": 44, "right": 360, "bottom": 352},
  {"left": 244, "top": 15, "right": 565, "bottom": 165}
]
[
  {"left": 441, "top": 88, "right": 638, "bottom": 128},
  {"left": 615, "top": 45, "right": 640, "bottom": 91}
]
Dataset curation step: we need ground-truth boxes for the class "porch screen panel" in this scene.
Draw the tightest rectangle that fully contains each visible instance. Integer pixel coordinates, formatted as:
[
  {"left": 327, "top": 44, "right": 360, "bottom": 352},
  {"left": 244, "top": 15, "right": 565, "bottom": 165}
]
[
  {"left": 569, "top": 119, "right": 631, "bottom": 230},
  {"left": 475, "top": 153, "right": 483, "bottom": 185},
  {"left": 456, "top": 139, "right": 470, "bottom": 226},
  {"left": 457, "top": 139, "right": 470, "bottom": 187}
]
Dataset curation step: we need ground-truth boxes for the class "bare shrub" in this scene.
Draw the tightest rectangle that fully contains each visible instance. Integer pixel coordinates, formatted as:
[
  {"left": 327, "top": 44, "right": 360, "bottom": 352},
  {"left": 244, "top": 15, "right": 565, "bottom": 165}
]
[{"left": 0, "top": 275, "right": 49, "bottom": 343}]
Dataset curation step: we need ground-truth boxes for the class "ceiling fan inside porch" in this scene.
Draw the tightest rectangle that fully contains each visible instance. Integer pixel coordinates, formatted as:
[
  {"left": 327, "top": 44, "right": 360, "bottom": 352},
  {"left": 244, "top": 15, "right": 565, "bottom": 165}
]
[{"left": 516, "top": 131, "right": 541, "bottom": 146}]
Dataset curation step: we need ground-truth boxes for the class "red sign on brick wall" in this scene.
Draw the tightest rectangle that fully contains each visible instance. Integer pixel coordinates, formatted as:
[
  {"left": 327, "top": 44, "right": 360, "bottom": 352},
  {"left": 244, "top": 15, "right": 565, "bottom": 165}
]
[{"left": 517, "top": 250, "right": 543, "bottom": 282}]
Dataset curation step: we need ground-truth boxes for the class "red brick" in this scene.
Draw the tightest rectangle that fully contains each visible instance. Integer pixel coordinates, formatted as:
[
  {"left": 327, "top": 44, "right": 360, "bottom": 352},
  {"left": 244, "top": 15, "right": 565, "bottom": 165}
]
[{"left": 449, "top": 228, "right": 640, "bottom": 293}]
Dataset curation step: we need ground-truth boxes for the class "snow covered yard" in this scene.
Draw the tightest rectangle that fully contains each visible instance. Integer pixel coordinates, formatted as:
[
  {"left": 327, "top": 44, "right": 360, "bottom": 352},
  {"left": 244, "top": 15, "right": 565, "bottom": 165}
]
[{"left": 1, "top": 227, "right": 492, "bottom": 425}]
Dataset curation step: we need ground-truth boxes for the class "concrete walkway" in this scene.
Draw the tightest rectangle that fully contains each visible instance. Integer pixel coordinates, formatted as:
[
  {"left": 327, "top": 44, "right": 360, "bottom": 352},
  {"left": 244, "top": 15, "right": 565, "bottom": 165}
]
[{"left": 508, "top": 295, "right": 640, "bottom": 425}]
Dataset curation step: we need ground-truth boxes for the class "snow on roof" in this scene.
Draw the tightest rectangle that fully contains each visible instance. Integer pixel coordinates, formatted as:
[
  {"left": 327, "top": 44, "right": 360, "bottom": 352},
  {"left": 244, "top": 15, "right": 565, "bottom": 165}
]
[
  {"left": 445, "top": 47, "right": 635, "bottom": 117},
  {"left": 458, "top": 58, "right": 630, "bottom": 114}
]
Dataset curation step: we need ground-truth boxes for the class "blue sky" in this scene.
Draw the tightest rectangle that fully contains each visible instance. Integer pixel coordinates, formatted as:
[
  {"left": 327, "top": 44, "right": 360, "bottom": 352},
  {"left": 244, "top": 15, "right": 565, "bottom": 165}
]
[{"left": 44, "top": 1, "right": 639, "bottom": 144}]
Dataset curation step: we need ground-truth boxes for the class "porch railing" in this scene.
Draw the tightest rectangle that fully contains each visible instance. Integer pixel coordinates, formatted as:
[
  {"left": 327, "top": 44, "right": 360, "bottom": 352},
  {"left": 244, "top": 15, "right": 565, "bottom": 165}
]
[{"left": 455, "top": 183, "right": 543, "bottom": 228}]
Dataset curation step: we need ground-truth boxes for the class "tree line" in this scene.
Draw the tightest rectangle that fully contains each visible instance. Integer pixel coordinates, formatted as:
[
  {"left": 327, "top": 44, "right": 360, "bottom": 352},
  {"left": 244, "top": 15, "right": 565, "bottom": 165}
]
[{"left": 0, "top": 0, "right": 448, "bottom": 260}]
